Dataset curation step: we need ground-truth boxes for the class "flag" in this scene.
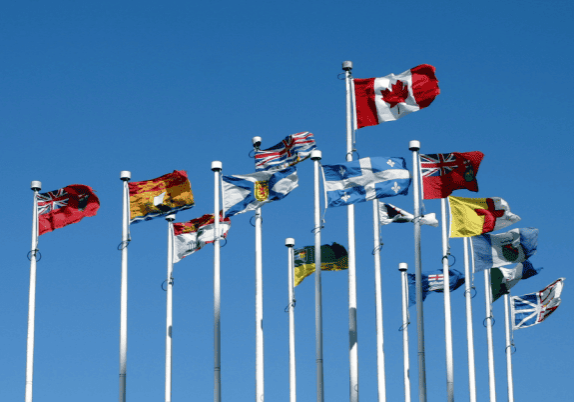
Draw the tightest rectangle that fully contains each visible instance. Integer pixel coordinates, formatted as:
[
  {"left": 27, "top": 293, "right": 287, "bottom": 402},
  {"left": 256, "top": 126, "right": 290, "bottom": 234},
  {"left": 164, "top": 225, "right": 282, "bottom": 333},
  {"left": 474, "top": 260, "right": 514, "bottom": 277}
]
[
  {"left": 407, "top": 268, "right": 465, "bottom": 307},
  {"left": 420, "top": 151, "right": 484, "bottom": 200},
  {"left": 254, "top": 131, "right": 316, "bottom": 172},
  {"left": 222, "top": 166, "right": 298, "bottom": 218},
  {"left": 354, "top": 64, "right": 440, "bottom": 128},
  {"left": 129, "top": 170, "right": 194, "bottom": 224},
  {"left": 294, "top": 243, "right": 348, "bottom": 286},
  {"left": 449, "top": 196, "right": 521, "bottom": 238},
  {"left": 37, "top": 184, "right": 100, "bottom": 235},
  {"left": 471, "top": 228, "right": 538, "bottom": 272},
  {"left": 323, "top": 157, "right": 411, "bottom": 208},
  {"left": 491, "top": 261, "right": 543, "bottom": 302},
  {"left": 173, "top": 213, "right": 231, "bottom": 263},
  {"left": 378, "top": 202, "right": 438, "bottom": 227},
  {"left": 511, "top": 278, "right": 565, "bottom": 330}
]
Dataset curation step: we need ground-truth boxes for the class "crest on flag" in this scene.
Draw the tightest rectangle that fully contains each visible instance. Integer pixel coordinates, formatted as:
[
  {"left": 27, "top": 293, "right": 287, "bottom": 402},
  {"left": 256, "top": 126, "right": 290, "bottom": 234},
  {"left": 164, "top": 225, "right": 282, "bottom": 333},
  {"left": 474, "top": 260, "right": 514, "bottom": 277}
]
[
  {"left": 511, "top": 278, "right": 565, "bottom": 330},
  {"left": 254, "top": 181, "right": 270, "bottom": 201},
  {"left": 255, "top": 131, "right": 317, "bottom": 172}
]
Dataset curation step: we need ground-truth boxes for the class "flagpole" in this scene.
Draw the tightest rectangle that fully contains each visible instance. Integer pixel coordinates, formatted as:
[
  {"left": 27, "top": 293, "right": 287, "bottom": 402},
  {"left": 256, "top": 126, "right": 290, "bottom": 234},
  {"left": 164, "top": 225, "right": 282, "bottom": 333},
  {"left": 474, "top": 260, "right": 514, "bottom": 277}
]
[
  {"left": 212, "top": 161, "right": 223, "bottom": 402},
  {"left": 409, "top": 140, "right": 427, "bottom": 402},
  {"left": 285, "top": 238, "right": 297, "bottom": 402},
  {"left": 311, "top": 150, "right": 325, "bottom": 402},
  {"left": 372, "top": 199, "right": 387, "bottom": 402},
  {"left": 398, "top": 263, "right": 411, "bottom": 402},
  {"left": 119, "top": 171, "right": 131, "bottom": 402},
  {"left": 483, "top": 268, "right": 497, "bottom": 402},
  {"left": 462, "top": 238, "right": 477, "bottom": 402},
  {"left": 165, "top": 214, "right": 175, "bottom": 402},
  {"left": 440, "top": 199, "right": 454, "bottom": 402},
  {"left": 503, "top": 293, "right": 514, "bottom": 402},
  {"left": 343, "top": 60, "right": 359, "bottom": 402},
  {"left": 25, "top": 180, "right": 41, "bottom": 402}
]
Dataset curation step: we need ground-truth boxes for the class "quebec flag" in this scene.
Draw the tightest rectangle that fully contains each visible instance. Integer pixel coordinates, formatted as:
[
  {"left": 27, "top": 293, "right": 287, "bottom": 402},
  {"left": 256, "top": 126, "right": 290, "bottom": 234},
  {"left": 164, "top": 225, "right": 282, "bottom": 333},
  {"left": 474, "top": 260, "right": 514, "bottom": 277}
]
[
  {"left": 323, "top": 157, "right": 411, "bottom": 208},
  {"left": 511, "top": 278, "right": 565, "bottom": 330}
]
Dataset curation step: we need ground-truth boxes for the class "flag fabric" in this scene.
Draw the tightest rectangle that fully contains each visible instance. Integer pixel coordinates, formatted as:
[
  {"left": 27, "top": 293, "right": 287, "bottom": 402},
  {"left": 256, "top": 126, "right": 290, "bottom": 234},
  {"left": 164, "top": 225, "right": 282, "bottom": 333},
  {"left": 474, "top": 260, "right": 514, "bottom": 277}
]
[
  {"left": 222, "top": 166, "right": 298, "bottom": 218},
  {"left": 378, "top": 202, "right": 438, "bottom": 227},
  {"left": 491, "top": 261, "right": 543, "bottom": 302},
  {"left": 421, "top": 151, "right": 484, "bottom": 200},
  {"left": 37, "top": 184, "right": 100, "bottom": 235},
  {"left": 254, "top": 131, "right": 317, "bottom": 172},
  {"left": 471, "top": 228, "right": 538, "bottom": 272},
  {"left": 511, "top": 278, "right": 565, "bottom": 330},
  {"left": 129, "top": 170, "right": 194, "bottom": 224},
  {"left": 354, "top": 64, "right": 440, "bottom": 128},
  {"left": 407, "top": 268, "right": 465, "bottom": 307},
  {"left": 173, "top": 213, "right": 231, "bottom": 263},
  {"left": 294, "top": 243, "right": 348, "bottom": 286},
  {"left": 449, "top": 196, "right": 521, "bottom": 238},
  {"left": 323, "top": 157, "right": 411, "bottom": 208}
]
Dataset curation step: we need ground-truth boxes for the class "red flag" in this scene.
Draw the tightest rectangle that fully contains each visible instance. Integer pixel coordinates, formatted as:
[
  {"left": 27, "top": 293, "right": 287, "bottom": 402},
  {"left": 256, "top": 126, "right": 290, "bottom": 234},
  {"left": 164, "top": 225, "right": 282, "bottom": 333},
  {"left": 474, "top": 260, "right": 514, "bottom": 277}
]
[
  {"left": 420, "top": 151, "right": 484, "bottom": 200},
  {"left": 37, "top": 184, "right": 100, "bottom": 235}
]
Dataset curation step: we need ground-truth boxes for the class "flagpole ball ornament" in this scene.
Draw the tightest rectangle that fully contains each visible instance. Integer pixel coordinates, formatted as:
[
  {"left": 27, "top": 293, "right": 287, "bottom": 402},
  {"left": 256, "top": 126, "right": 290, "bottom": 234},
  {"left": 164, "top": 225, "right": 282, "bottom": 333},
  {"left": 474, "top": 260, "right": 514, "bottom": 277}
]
[
  {"left": 211, "top": 161, "right": 222, "bottom": 172},
  {"left": 120, "top": 171, "right": 131, "bottom": 181},
  {"left": 165, "top": 214, "right": 176, "bottom": 222},
  {"left": 398, "top": 262, "right": 408, "bottom": 272},
  {"left": 311, "top": 150, "right": 322, "bottom": 161},
  {"left": 409, "top": 141, "right": 420, "bottom": 151},
  {"left": 285, "top": 238, "right": 295, "bottom": 248},
  {"left": 31, "top": 181, "right": 41, "bottom": 191},
  {"left": 252, "top": 136, "right": 262, "bottom": 150},
  {"left": 342, "top": 61, "right": 353, "bottom": 71}
]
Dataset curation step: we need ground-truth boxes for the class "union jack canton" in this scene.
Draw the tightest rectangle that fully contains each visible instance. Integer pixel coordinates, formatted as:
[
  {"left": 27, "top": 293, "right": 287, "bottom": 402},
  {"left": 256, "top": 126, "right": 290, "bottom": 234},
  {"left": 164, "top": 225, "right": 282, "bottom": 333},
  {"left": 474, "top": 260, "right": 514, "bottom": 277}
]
[
  {"left": 427, "top": 274, "right": 444, "bottom": 292},
  {"left": 420, "top": 153, "right": 460, "bottom": 177},
  {"left": 511, "top": 278, "right": 565, "bottom": 330},
  {"left": 37, "top": 189, "right": 69, "bottom": 215},
  {"left": 255, "top": 132, "right": 316, "bottom": 172}
]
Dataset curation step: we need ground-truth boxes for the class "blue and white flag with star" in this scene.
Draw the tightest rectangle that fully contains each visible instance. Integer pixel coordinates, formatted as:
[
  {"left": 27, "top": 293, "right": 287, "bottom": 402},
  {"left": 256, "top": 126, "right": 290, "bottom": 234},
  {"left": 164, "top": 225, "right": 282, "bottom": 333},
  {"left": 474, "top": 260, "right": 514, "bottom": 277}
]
[
  {"left": 511, "top": 278, "right": 565, "bottom": 330},
  {"left": 322, "top": 157, "right": 411, "bottom": 208}
]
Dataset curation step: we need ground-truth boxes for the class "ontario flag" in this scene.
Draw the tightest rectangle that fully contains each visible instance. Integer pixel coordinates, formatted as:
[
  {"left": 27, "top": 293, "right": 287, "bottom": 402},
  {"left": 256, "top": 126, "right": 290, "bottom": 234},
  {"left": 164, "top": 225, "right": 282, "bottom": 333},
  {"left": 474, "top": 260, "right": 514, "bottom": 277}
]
[
  {"left": 173, "top": 213, "right": 231, "bottom": 263},
  {"left": 353, "top": 64, "right": 440, "bottom": 128},
  {"left": 37, "top": 184, "right": 100, "bottom": 235},
  {"left": 449, "top": 196, "right": 521, "bottom": 238},
  {"left": 420, "top": 151, "right": 484, "bottom": 199}
]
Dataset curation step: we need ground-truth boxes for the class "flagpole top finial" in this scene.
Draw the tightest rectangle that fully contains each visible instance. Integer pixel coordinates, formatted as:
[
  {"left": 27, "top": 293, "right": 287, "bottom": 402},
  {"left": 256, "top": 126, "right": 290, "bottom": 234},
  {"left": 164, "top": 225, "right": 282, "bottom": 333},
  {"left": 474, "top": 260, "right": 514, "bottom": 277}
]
[
  {"left": 211, "top": 161, "right": 222, "bottom": 172},
  {"left": 408, "top": 141, "right": 420, "bottom": 151},
  {"left": 31, "top": 181, "right": 41, "bottom": 191},
  {"left": 342, "top": 61, "right": 353, "bottom": 71},
  {"left": 252, "top": 136, "right": 262, "bottom": 150},
  {"left": 285, "top": 238, "right": 295, "bottom": 247},
  {"left": 166, "top": 214, "right": 176, "bottom": 222},
  {"left": 398, "top": 262, "right": 408, "bottom": 272},
  {"left": 311, "top": 150, "right": 322, "bottom": 161},
  {"left": 120, "top": 171, "right": 131, "bottom": 181}
]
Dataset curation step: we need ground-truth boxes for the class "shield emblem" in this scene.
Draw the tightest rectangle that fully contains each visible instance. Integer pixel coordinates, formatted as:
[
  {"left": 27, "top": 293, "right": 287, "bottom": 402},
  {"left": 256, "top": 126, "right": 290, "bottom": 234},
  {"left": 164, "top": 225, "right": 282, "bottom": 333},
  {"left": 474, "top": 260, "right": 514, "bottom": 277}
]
[
  {"left": 464, "top": 160, "right": 475, "bottom": 182},
  {"left": 502, "top": 244, "right": 520, "bottom": 262},
  {"left": 255, "top": 180, "right": 270, "bottom": 202}
]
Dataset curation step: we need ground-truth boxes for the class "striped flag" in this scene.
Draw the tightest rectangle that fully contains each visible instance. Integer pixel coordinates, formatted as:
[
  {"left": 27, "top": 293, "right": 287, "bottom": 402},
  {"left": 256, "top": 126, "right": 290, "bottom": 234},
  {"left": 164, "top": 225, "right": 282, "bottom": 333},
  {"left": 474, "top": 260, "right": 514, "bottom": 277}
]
[{"left": 254, "top": 132, "right": 316, "bottom": 172}]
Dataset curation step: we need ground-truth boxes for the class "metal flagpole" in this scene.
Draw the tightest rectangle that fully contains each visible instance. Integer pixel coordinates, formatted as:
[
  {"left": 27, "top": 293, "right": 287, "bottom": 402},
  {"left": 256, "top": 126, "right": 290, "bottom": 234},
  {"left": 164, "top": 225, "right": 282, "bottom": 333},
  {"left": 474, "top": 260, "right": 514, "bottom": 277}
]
[
  {"left": 483, "top": 268, "right": 497, "bottom": 402},
  {"left": 285, "top": 238, "right": 297, "bottom": 402},
  {"left": 25, "top": 180, "right": 41, "bottom": 402},
  {"left": 343, "top": 60, "right": 359, "bottom": 402},
  {"left": 372, "top": 199, "right": 387, "bottom": 402},
  {"left": 119, "top": 171, "right": 131, "bottom": 402},
  {"left": 165, "top": 214, "right": 176, "bottom": 402},
  {"left": 212, "top": 161, "right": 223, "bottom": 402},
  {"left": 440, "top": 199, "right": 454, "bottom": 402},
  {"left": 408, "top": 140, "right": 427, "bottom": 402},
  {"left": 503, "top": 293, "right": 514, "bottom": 402},
  {"left": 462, "top": 238, "right": 477, "bottom": 402},
  {"left": 398, "top": 263, "right": 411, "bottom": 402},
  {"left": 311, "top": 150, "right": 325, "bottom": 402}
]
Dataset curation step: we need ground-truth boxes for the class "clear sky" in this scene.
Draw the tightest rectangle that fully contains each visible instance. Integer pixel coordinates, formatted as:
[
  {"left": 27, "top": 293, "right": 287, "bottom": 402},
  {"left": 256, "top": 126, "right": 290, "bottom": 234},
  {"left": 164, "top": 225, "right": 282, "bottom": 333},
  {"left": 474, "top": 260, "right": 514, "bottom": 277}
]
[{"left": 1, "top": 1, "right": 572, "bottom": 401}]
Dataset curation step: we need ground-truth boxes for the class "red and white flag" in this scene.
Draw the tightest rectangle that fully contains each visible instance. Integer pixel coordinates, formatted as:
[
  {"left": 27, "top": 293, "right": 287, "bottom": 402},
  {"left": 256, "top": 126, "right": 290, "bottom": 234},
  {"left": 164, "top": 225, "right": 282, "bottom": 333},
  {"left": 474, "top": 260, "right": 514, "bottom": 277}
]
[
  {"left": 354, "top": 64, "right": 440, "bottom": 128},
  {"left": 173, "top": 213, "right": 231, "bottom": 263}
]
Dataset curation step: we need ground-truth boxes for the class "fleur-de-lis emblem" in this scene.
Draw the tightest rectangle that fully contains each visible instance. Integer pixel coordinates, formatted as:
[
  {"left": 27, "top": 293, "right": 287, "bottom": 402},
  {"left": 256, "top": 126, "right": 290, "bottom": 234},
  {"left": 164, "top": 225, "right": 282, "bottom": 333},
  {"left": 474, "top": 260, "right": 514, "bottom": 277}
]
[
  {"left": 341, "top": 192, "right": 351, "bottom": 202},
  {"left": 387, "top": 159, "right": 395, "bottom": 167},
  {"left": 339, "top": 166, "right": 346, "bottom": 177},
  {"left": 392, "top": 182, "right": 401, "bottom": 194}
]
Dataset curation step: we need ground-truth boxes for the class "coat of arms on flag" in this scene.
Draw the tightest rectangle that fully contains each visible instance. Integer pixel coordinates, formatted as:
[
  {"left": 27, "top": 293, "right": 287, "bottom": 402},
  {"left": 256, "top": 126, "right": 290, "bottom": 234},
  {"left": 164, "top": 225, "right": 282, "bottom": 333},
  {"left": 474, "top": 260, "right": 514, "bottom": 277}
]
[
  {"left": 511, "top": 278, "right": 565, "bottom": 330},
  {"left": 254, "top": 131, "right": 316, "bottom": 172}
]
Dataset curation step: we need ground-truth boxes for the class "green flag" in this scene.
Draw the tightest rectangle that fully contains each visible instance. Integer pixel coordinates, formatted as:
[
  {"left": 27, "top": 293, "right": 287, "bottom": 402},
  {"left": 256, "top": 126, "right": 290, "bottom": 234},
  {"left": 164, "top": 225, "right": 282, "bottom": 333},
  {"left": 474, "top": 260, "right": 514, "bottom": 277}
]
[{"left": 294, "top": 242, "right": 348, "bottom": 286}]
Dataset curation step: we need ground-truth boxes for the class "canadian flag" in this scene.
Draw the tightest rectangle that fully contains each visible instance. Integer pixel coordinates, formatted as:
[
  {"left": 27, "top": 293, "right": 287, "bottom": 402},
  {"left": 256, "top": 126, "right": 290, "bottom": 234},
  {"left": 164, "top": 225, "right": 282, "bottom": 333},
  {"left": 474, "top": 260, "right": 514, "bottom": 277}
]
[{"left": 353, "top": 64, "right": 440, "bottom": 128}]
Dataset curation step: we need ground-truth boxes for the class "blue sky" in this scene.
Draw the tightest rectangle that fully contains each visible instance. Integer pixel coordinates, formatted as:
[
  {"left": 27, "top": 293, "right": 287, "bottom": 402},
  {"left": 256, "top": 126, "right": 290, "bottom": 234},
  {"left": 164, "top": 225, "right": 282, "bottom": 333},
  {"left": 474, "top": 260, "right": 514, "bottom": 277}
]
[{"left": 1, "top": 1, "right": 572, "bottom": 401}]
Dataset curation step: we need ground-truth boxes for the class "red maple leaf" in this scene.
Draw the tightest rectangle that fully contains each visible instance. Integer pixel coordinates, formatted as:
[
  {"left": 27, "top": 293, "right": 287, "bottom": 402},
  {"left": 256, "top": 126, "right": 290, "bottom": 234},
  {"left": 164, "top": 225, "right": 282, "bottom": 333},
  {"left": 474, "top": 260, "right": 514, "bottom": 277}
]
[{"left": 381, "top": 80, "right": 409, "bottom": 108}]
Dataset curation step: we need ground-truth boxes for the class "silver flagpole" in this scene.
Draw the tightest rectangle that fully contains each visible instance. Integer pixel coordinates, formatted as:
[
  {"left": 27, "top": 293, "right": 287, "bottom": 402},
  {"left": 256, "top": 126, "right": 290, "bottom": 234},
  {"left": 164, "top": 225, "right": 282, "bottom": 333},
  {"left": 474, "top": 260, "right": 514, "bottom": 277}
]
[
  {"left": 398, "top": 263, "right": 411, "bottom": 402},
  {"left": 440, "top": 199, "right": 454, "bottom": 402},
  {"left": 503, "top": 293, "right": 514, "bottom": 402},
  {"left": 462, "top": 238, "right": 477, "bottom": 402},
  {"left": 408, "top": 140, "right": 427, "bottom": 402},
  {"left": 165, "top": 214, "right": 176, "bottom": 402},
  {"left": 343, "top": 60, "right": 359, "bottom": 402},
  {"left": 372, "top": 199, "right": 387, "bottom": 402},
  {"left": 285, "top": 238, "right": 297, "bottom": 402},
  {"left": 311, "top": 150, "right": 325, "bottom": 402},
  {"left": 212, "top": 161, "right": 223, "bottom": 402},
  {"left": 483, "top": 268, "right": 497, "bottom": 402},
  {"left": 119, "top": 171, "right": 131, "bottom": 402},
  {"left": 25, "top": 180, "right": 41, "bottom": 402}
]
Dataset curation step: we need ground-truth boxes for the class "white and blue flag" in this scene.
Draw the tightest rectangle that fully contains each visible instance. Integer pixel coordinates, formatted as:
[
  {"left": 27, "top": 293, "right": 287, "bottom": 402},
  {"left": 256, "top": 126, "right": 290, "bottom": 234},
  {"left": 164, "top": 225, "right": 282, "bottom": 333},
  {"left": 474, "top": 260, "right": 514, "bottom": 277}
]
[
  {"left": 323, "top": 157, "right": 411, "bottom": 208},
  {"left": 222, "top": 166, "right": 298, "bottom": 218},
  {"left": 471, "top": 228, "right": 538, "bottom": 272},
  {"left": 511, "top": 278, "right": 565, "bottom": 330}
]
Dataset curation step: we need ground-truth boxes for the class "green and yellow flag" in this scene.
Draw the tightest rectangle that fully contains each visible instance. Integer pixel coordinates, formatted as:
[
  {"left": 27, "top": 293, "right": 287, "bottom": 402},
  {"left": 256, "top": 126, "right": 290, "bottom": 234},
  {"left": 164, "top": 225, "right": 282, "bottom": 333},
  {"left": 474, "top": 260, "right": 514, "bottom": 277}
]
[{"left": 294, "top": 242, "right": 348, "bottom": 286}]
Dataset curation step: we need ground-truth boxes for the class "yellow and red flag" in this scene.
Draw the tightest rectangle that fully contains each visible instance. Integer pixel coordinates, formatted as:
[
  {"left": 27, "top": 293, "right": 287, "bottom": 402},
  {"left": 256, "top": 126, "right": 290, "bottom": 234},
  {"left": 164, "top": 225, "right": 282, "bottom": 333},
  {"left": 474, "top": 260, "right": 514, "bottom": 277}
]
[{"left": 449, "top": 196, "right": 520, "bottom": 238}]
